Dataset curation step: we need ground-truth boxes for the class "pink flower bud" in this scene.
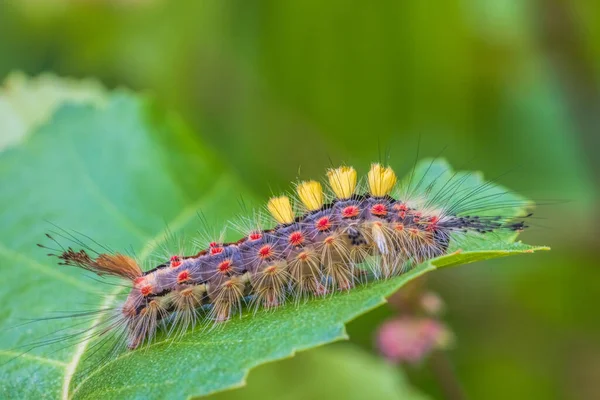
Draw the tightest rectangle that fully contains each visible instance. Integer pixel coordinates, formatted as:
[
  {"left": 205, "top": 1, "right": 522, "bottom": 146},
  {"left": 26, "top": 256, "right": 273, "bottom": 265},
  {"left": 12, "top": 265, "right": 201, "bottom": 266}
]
[{"left": 376, "top": 317, "right": 453, "bottom": 364}]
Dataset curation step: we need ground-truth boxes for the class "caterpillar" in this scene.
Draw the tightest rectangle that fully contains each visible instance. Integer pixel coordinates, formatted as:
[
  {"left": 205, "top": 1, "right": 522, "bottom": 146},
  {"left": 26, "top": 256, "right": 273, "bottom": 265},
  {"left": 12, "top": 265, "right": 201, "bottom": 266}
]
[{"left": 39, "top": 161, "right": 530, "bottom": 352}]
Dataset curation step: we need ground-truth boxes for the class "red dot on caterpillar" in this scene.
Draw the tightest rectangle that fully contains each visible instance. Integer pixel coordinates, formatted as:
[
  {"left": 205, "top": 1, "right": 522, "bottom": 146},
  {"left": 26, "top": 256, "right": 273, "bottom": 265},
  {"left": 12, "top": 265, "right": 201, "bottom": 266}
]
[
  {"left": 140, "top": 285, "right": 153, "bottom": 297},
  {"left": 177, "top": 270, "right": 190, "bottom": 283},
  {"left": 342, "top": 205, "right": 359, "bottom": 218},
  {"left": 316, "top": 216, "right": 331, "bottom": 231},
  {"left": 210, "top": 246, "right": 223, "bottom": 255},
  {"left": 288, "top": 231, "right": 304, "bottom": 246},
  {"left": 249, "top": 232, "right": 262, "bottom": 241},
  {"left": 371, "top": 203, "right": 387, "bottom": 216},
  {"left": 170, "top": 255, "right": 182, "bottom": 268},
  {"left": 218, "top": 260, "right": 232, "bottom": 274},
  {"left": 258, "top": 245, "right": 273, "bottom": 259}
]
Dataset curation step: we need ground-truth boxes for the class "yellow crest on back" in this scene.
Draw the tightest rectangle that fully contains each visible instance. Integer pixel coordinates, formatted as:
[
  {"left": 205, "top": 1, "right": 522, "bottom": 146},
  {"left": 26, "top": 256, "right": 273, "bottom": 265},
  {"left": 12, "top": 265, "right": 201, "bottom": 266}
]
[
  {"left": 267, "top": 196, "right": 295, "bottom": 224},
  {"left": 327, "top": 166, "right": 357, "bottom": 200},
  {"left": 368, "top": 163, "right": 397, "bottom": 197}
]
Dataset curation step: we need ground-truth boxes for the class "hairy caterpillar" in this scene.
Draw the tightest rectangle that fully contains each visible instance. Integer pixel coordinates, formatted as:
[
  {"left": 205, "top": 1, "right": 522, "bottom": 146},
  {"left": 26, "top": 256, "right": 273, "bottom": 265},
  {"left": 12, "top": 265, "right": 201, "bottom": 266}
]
[{"left": 38, "top": 161, "right": 531, "bottom": 354}]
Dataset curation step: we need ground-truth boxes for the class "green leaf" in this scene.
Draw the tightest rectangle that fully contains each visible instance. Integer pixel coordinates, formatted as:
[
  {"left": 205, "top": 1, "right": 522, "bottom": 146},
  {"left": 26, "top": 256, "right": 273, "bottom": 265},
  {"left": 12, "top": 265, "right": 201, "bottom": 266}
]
[
  {"left": 209, "top": 345, "right": 429, "bottom": 400},
  {"left": 0, "top": 72, "right": 106, "bottom": 150},
  {"left": 0, "top": 90, "right": 547, "bottom": 399}
]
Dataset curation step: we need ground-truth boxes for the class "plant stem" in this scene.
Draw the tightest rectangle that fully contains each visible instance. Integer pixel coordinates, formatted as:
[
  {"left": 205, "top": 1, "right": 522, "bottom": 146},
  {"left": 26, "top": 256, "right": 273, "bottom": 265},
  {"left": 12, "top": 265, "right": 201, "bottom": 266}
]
[{"left": 428, "top": 350, "right": 466, "bottom": 400}]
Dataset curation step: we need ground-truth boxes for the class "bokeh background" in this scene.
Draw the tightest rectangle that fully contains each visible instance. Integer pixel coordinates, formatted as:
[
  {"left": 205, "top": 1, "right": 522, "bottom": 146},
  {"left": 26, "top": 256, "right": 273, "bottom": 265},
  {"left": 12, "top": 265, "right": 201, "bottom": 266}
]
[{"left": 1, "top": 1, "right": 598, "bottom": 399}]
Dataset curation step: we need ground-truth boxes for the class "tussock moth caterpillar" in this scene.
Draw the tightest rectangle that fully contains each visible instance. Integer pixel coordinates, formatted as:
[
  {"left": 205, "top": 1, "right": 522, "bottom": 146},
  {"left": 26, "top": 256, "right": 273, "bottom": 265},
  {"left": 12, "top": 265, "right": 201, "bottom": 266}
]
[{"left": 32, "top": 159, "right": 535, "bottom": 357}]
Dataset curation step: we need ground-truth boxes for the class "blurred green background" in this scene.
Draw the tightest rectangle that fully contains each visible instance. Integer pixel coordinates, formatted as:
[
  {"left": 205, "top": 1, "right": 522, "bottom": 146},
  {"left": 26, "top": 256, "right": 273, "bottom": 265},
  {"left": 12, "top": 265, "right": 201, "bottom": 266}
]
[{"left": 1, "top": 0, "right": 598, "bottom": 399}]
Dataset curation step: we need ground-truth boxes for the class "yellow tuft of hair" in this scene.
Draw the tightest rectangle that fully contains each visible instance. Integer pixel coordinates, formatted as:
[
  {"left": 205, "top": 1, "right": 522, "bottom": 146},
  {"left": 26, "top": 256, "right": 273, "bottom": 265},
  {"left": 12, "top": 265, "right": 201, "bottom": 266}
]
[
  {"left": 296, "top": 180, "right": 324, "bottom": 211},
  {"left": 327, "top": 166, "right": 357, "bottom": 200},
  {"left": 267, "top": 196, "right": 295, "bottom": 225},
  {"left": 368, "top": 163, "right": 397, "bottom": 197}
]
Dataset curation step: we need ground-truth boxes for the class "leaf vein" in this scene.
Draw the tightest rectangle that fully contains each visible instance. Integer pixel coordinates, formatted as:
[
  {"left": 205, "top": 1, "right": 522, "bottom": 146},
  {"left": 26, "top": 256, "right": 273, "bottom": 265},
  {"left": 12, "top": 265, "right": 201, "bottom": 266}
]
[{"left": 0, "top": 350, "right": 67, "bottom": 368}]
